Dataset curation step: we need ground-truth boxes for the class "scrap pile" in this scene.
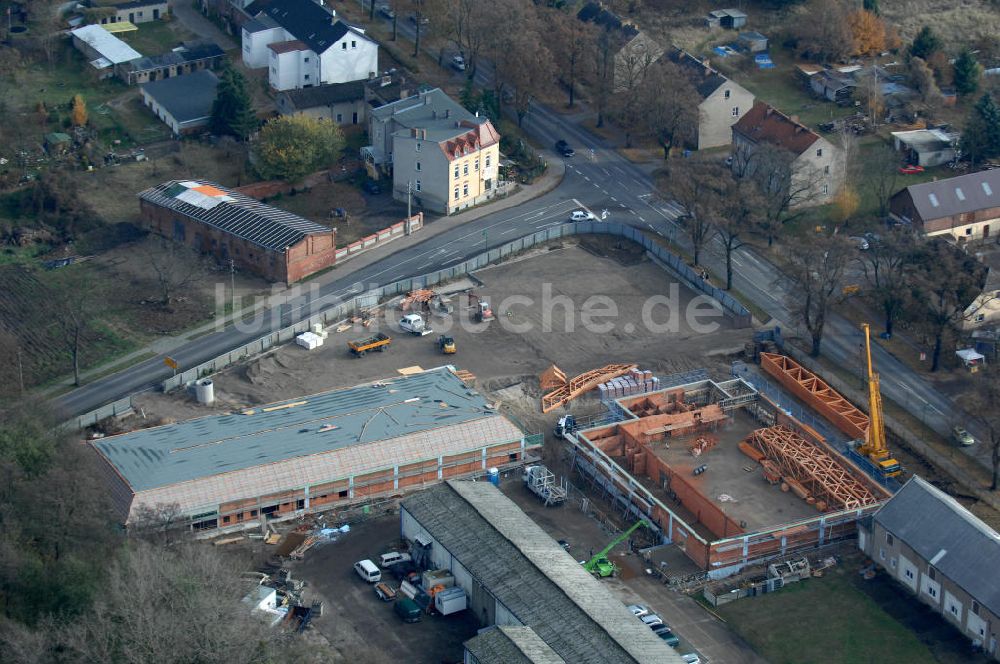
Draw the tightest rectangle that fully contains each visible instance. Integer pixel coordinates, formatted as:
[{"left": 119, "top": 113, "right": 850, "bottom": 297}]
[
  {"left": 598, "top": 368, "right": 660, "bottom": 400},
  {"left": 399, "top": 289, "right": 436, "bottom": 311},
  {"left": 742, "top": 425, "right": 879, "bottom": 511},
  {"left": 690, "top": 436, "right": 718, "bottom": 457}
]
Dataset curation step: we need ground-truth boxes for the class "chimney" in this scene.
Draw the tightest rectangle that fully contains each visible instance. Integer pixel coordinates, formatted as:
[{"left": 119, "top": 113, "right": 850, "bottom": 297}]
[
  {"left": 444, "top": 109, "right": 451, "bottom": 119},
  {"left": 411, "top": 128, "right": 418, "bottom": 138},
  {"left": 790, "top": 115, "right": 800, "bottom": 123},
  {"left": 765, "top": 107, "right": 774, "bottom": 116},
  {"left": 423, "top": 93, "right": 432, "bottom": 106},
  {"left": 432, "top": 110, "right": 438, "bottom": 119}
]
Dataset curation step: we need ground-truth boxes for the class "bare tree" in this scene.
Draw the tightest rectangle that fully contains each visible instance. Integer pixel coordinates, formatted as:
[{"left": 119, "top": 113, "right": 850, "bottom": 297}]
[
  {"left": 859, "top": 232, "right": 914, "bottom": 337},
  {"left": 426, "top": 0, "right": 489, "bottom": 75},
  {"left": 785, "top": 237, "right": 852, "bottom": 356},
  {"left": 503, "top": 30, "right": 553, "bottom": 127},
  {"left": 141, "top": 237, "right": 206, "bottom": 307},
  {"left": 869, "top": 143, "right": 900, "bottom": 218},
  {"left": 642, "top": 62, "right": 698, "bottom": 159},
  {"left": 739, "top": 144, "right": 822, "bottom": 246},
  {"left": 716, "top": 179, "right": 762, "bottom": 291},
  {"left": 46, "top": 267, "right": 99, "bottom": 387},
  {"left": 908, "top": 240, "right": 986, "bottom": 371},
  {"left": 592, "top": 29, "right": 615, "bottom": 127},
  {"left": 659, "top": 159, "right": 723, "bottom": 266},
  {"left": 970, "top": 377, "right": 1000, "bottom": 491},
  {"left": 547, "top": 12, "right": 595, "bottom": 107}
]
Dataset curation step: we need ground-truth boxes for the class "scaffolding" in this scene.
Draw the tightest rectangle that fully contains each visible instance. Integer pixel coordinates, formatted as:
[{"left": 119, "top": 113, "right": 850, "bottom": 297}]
[
  {"left": 524, "top": 465, "right": 568, "bottom": 506},
  {"left": 744, "top": 425, "right": 879, "bottom": 511},
  {"left": 541, "top": 363, "right": 637, "bottom": 413}
]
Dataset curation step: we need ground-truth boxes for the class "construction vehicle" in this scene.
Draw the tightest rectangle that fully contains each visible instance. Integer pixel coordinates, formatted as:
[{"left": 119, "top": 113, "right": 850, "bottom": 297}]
[
  {"left": 469, "top": 293, "right": 494, "bottom": 322},
  {"left": 348, "top": 333, "right": 391, "bottom": 357},
  {"left": 522, "top": 465, "right": 567, "bottom": 506},
  {"left": 400, "top": 313, "right": 432, "bottom": 336},
  {"left": 857, "top": 324, "right": 902, "bottom": 478},
  {"left": 554, "top": 415, "right": 577, "bottom": 439},
  {"left": 582, "top": 520, "right": 649, "bottom": 578},
  {"left": 438, "top": 335, "right": 456, "bottom": 354}
]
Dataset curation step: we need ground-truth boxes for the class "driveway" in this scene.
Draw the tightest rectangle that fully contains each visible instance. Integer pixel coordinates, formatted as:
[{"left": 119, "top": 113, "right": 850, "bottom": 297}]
[{"left": 170, "top": 0, "right": 237, "bottom": 50}]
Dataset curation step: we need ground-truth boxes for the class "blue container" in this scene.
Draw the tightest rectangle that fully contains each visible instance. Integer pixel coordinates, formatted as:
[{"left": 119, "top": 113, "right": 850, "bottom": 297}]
[{"left": 487, "top": 467, "right": 500, "bottom": 486}]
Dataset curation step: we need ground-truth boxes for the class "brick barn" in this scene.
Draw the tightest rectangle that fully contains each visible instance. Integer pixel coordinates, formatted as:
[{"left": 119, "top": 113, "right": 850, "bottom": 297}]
[
  {"left": 90, "top": 368, "right": 536, "bottom": 532},
  {"left": 138, "top": 180, "right": 336, "bottom": 283}
]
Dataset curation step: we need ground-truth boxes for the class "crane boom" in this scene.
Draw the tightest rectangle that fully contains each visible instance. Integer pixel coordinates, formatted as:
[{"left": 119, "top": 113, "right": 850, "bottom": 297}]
[
  {"left": 582, "top": 520, "right": 649, "bottom": 577},
  {"left": 858, "top": 324, "right": 901, "bottom": 477}
]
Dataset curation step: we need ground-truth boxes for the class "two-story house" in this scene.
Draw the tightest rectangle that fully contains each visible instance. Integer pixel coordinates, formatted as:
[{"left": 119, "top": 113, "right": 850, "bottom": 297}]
[
  {"left": 577, "top": 2, "right": 663, "bottom": 91},
  {"left": 858, "top": 476, "right": 1000, "bottom": 660},
  {"left": 662, "top": 47, "right": 755, "bottom": 150},
  {"left": 363, "top": 89, "right": 501, "bottom": 215},
  {"left": 889, "top": 169, "right": 1000, "bottom": 241},
  {"left": 241, "top": 0, "right": 377, "bottom": 91},
  {"left": 731, "top": 101, "right": 844, "bottom": 206}
]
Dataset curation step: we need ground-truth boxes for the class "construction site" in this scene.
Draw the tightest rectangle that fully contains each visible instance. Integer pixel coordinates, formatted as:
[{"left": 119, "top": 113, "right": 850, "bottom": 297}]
[{"left": 565, "top": 366, "right": 893, "bottom": 578}]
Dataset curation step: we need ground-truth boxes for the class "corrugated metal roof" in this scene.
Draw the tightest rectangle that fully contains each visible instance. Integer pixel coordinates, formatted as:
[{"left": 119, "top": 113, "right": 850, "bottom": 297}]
[
  {"left": 403, "top": 482, "right": 682, "bottom": 664},
  {"left": 464, "top": 626, "right": 566, "bottom": 664},
  {"left": 71, "top": 25, "right": 142, "bottom": 64},
  {"left": 138, "top": 179, "right": 331, "bottom": 251},
  {"left": 94, "top": 368, "right": 507, "bottom": 493},
  {"left": 874, "top": 476, "right": 1000, "bottom": 617},
  {"left": 899, "top": 169, "right": 1000, "bottom": 222}
]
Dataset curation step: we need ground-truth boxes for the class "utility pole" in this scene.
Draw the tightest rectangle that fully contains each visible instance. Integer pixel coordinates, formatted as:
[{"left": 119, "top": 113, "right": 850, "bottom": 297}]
[
  {"left": 483, "top": 229, "right": 488, "bottom": 253},
  {"left": 229, "top": 259, "right": 236, "bottom": 314},
  {"left": 406, "top": 180, "right": 412, "bottom": 235}
]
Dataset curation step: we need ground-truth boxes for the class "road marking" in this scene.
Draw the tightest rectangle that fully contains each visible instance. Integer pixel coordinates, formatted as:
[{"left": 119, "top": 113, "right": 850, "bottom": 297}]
[
  {"left": 500, "top": 227, "right": 520, "bottom": 235},
  {"left": 638, "top": 216, "right": 645, "bottom": 222},
  {"left": 629, "top": 209, "right": 637, "bottom": 215},
  {"left": 584, "top": 175, "right": 591, "bottom": 182},
  {"left": 610, "top": 197, "right": 618, "bottom": 202}
]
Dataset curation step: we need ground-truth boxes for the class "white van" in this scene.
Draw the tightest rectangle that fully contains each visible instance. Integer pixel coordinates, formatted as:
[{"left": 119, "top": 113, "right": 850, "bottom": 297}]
[
  {"left": 379, "top": 551, "right": 412, "bottom": 568},
  {"left": 354, "top": 559, "right": 381, "bottom": 583}
]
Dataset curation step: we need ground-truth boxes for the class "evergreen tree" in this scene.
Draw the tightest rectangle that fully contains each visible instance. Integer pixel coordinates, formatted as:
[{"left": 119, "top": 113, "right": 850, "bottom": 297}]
[
  {"left": 961, "top": 93, "right": 1000, "bottom": 168},
  {"left": 863, "top": 0, "right": 880, "bottom": 15},
  {"left": 909, "top": 26, "right": 941, "bottom": 60},
  {"left": 953, "top": 50, "right": 982, "bottom": 96},
  {"left": 209, "top": 68, "right": 258, "bottom": 140}
]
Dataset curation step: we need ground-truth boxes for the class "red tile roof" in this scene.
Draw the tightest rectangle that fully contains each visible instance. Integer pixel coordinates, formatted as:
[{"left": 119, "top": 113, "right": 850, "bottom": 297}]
[
  {"left": 732, "top": 101, "right": 820, "bottom": 156},
  {"left": 439, "top": 120, "right": 500, "bottom": 161},
  {"left": 267, "top": 39, "right": 307, "bottom": 54}
]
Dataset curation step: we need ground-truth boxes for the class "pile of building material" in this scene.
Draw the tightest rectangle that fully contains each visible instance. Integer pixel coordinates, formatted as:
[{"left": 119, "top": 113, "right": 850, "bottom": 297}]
[
  {"left": 541, "top": 363, "right": 637, "bottom": 413},
  {"left": 399, "top": 289, "right": 436, "bottom": 310},
  {"left": 598, "top": 368, "right": 660, "bottom": 400},
  {"left": 690, "top": 436, "right": 718, "bottom": 457},
  {"left": 296, "top": 331, "right": 324, "bottom": 350}
]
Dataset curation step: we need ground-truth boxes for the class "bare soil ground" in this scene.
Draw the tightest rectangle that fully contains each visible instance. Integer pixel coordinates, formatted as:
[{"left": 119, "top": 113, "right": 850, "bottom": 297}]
[{"left": 145, "top": 240, "right": 753, "bottom": 434}]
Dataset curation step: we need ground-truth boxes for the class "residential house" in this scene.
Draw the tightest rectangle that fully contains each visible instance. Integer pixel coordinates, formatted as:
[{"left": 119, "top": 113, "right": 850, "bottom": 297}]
[
  {"left": 90, "top": 0, "right": 168, "bottom": 24},
  {"left": 731, "top": 101, "right": 844, "bottom": 206},
  {"left": 363, "top": 88, "right": 501, "bottom": 215},
  {"left": 662, "top": 47, "right": 755, "bottom": 150},
  {"left": 891, "top": 128, "right": 960, "bottom": 168},
  {"left": 241, "top": 0, "right": 378, "bottom": 91},
  {"left": 70, "top": 24, "right": 142, "bottom": 79},
  {"left": 858, "top": 476, "right": 1000, "bottom": 660},
  {"left": 577, "top": 2, "right": 663, "bottom": 91},
  {"left": 138, "top": 179, "right": 337, "bottom": 283},
  {"left": 889, "top": 170, "right": 1000, "bottom": 241},
  {"left": 121, "top": 42, "right": 226, "bottom": 85},
  {"left": 140, "top": 69, "right": 220, "bottom": 135},
  {"left": 706, "top": 8, "right": 747, "bottom": 29},
  {"left": 962, "top": 254, "right": 1000, "bottom": 330},
  {"left": 275, "top": 74, "right": 414, "bottom": 125}
]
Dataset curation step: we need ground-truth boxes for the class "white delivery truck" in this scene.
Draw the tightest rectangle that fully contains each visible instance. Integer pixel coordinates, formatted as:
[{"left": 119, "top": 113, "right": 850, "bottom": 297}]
[{"left": 399, "top": 313, "right": 432, "bottom": 336}]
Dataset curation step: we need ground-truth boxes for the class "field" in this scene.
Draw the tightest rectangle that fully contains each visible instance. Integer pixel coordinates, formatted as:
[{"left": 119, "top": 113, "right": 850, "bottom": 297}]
[{"left": 716, "top": 555, "right": 992, "bottom": 664}]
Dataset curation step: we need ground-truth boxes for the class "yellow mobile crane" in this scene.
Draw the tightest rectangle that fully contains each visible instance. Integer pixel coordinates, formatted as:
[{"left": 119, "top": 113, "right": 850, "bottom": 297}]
[{"left": 858, "top": 323, "right": 902, "bottom": 478}]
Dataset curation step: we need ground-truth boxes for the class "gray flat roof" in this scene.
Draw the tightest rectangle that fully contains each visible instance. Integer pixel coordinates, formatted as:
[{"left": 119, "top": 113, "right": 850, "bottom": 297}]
[
  {"left": 94, "top": 368, "right": 498, "bottom": 492},
  {"left": 140, "top": 70, "right": 219, "bottom": 124},
  {"left": 464, "top": 626, "right": 566, "bottom": 664},
  {"left": 372, "top": 88, "right": 488, "bottom": 142},
  {"left": 403, "top": 481, "right": 681, "bottom": 664}
]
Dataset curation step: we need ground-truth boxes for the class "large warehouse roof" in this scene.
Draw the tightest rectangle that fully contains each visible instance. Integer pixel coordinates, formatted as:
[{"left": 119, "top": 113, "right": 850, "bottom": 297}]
[
  {"left": 94, "top": 369, "right": 504, "bottom": 492},
  {"left": 139, "top": 180, "right": 331, "bottom": 251},
  {"left": 403, "top": 481, "right": 680, "bottom": 664},
  {"left": 464, "top": 626, "right": 565, "bottom": 664}
]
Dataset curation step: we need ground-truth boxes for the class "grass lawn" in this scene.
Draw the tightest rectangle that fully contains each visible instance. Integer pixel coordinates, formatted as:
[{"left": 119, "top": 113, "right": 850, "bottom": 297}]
[
  {"left": 716, "top": 564, "right": 949, "bottom": 664},
  {"left": 119, "top": 19, "right": 196, "bottom": 56}
]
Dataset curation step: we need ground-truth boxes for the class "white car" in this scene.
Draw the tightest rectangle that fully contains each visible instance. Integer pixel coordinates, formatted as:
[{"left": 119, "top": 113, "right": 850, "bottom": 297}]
[
  {"left": 451, "top": 55, "right": 466, "bottom": 71},
  {"left": 640, "top": 613, "right": 663, "bottom": 627},
  {"left": 569, "top": 209, "right": 596, "bottom": 222},
  {"left": 399, "top": 313, "right": 428, "bottom": 335},
  {"left": 682, "top": 655, "right": 701, "bottom": 664},
  {"left": 626, "top": 603, "right": 650, "bottom": 617}
]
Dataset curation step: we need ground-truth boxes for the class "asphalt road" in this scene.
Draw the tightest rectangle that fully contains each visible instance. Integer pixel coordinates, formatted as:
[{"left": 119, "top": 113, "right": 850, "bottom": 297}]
[{"left": 57, "top": 9, "right": 986, "bottom": 474}]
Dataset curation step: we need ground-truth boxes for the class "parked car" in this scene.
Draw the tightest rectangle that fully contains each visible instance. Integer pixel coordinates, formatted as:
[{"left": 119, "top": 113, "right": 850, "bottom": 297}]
[
  {"left": 555, "top": 139, "right": 575, "bottom": 157},
  {"left": 378, "top": 5, "right": 395, "bottom": 18},
  {"left": 354, "top": 559, "right": 381, "bottom": 583},
  {"left": 557, "top": 539, "right": 571, "bottom": 551},
  {"left": 682, "top": 654, "right": 701, "bottom": 664},
  {"left": 379, "top": 551, "right": 412, "bottom": 567},
  {"left": 640, "top": 613, "right": 663, "bottom": 627},
  {"left": 394, "top": 597, "right": 422, "bottom": 623},
  {"left": 363, "top": 180, "right": 382, "bottom": 195},
  {"left": 899, "top": 164, "right": 925, "bottom": 174},
  {"left": 569, "top": 209, "right": 595, "bottom": 222},
  {"left": 655, "top": 629, "right": 680, "bottom": 647},
  {"left": 374, "top": 582, "right": 397, "bottom": 601},
  {"left": 409, "top": 13, "right": 429, "bottom": 24},
  {"left": 451, "top": 54, "right": 466, "bottom": 71},
  {"left": 952, "top": 426, "right": 975, "bottom": 446},
  {"left": 848, "top": 236, "right": 870, "bottom": 250},
  {"left": 626, "top": 603, "right": 649, "bottom": 618}
]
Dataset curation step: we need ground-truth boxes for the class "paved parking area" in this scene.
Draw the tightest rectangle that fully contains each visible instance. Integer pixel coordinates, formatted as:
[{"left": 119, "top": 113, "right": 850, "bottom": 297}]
[{"left": 293, "top": 513, "right": 479, "bottom": 664}]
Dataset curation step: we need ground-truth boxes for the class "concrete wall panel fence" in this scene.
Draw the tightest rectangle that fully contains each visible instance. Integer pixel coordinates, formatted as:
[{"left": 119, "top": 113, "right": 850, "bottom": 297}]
[{"left": 69, "top": 223, "right": 752, "bottom": 428}]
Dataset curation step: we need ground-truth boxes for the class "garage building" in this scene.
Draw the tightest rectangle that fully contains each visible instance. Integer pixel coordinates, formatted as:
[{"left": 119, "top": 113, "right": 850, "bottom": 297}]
[
  {"left": 91, "top": 368, "right": 532, "bottom": 530},
  {"left": 401, "top": 480, "right": 682, "bottom": 663}
]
